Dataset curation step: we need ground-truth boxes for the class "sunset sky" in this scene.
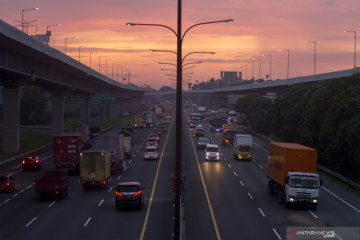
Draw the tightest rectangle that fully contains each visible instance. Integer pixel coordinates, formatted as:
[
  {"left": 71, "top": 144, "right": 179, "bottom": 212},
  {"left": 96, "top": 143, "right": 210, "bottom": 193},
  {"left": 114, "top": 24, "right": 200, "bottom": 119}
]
[{"left": 1, "top": 0, "right": 359, "bottom": 89}]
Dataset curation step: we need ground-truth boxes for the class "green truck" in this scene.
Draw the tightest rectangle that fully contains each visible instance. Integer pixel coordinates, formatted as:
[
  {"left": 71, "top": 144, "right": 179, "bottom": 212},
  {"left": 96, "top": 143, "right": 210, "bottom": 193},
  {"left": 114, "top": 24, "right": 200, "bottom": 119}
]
[{"left": 121, "top": 113, "right": 134, "bottom": 132}]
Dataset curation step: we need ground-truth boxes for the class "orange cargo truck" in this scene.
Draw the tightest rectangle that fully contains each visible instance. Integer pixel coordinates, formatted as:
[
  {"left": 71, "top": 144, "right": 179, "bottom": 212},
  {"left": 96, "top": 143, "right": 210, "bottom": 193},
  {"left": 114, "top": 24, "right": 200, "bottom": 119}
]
[{"left": 267, "top": 142, "right": 321, "bottom": 210}]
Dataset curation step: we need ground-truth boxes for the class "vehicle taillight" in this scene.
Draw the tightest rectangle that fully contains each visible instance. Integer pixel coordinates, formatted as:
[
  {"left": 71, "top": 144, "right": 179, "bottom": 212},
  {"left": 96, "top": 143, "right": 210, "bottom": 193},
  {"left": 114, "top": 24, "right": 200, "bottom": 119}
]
[
  {"left": 35, "top": 160, "right": 40, "bottom": 163},
  {"left": 22, "top": 160, "right": 25, "bottom": 164},
  {"left": 133, "top": 191, "right": 141, "bottom": 197},
  {"left": 115, "top": 191, "right": 124, "bottom": 197}
]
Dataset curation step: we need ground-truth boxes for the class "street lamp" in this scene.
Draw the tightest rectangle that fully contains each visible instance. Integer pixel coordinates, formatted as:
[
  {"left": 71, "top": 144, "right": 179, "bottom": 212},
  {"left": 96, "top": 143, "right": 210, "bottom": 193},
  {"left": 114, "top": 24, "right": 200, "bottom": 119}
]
[
  {"left": 78, "top": 45, "right": 87, "bottom": 62},
  {"left": 105, "top": 58, "right": 112, "bottom": 77},
  {"left": 262, "top": 54, "right": 272, "bottom": 80},
  {"left": 345, "top": 30, "right": 357, "bottom": 68},
  {"left": 127, "top": 17, "right": 233, "bottom": 240},
  {"left": 253, "top": 57, "right": 262, "bottom": 80},
  {"left": 242, "top": 64, "right": 248, "bottom": 80},
  {"left": 98, "top": 56, "right": 106, "bottom": 73},
  {"left": 306, "top": 41, "right": 317, "bottom": 75},
  {"left": 64, "top": 36, "right": 78, "bottom": 54},
  {"left": 46, "top": 24, "right": 60, "bottom": 46},
  {"left": 21, "top": 7, "right": 39, "bottom": 32},
  {"left": 280, "top": 49, "right": 290, "bottom": 79}
]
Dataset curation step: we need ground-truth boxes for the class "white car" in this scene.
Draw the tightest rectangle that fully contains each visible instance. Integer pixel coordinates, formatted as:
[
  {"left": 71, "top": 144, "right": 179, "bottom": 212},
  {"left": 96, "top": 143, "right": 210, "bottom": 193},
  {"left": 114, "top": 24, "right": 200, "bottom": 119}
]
[
  {"left": 205, "top": 144, "right": 220, "bottom": 161},
  {"left": 144, "top": 146, "right": 159, "bottom": 160}
]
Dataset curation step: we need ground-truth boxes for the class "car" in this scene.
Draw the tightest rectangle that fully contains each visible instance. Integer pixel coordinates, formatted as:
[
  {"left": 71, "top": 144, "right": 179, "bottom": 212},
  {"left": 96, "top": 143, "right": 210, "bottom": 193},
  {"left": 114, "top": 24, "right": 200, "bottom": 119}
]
[
  {"left": 205, "top": 144, "right": 221, "bottom": 161},
  {"left": 197, "top": 137, "right": 210, "bottom": 150},
  {"left": 144, "top": 146, "right": 159, "bottom": 160},
  {"left": 115, "top": 182, "right": 145, "bottom": 210},
  {"left": 148, "top": 134, "right": 160, "bottom": 143},
  {"left": 146, "top": 138, "right": 159, "bottom": 148},
  {"left": 194, "top": 127, "right": 205, "bottom": 138},
  {"left": 0, "top": 174, "right": 15, "bottom": 192},
  {"left": 152, "top": 129, "right": 161, "bottom": 137},
  {"left": 22, "top": 156, "right": 42, "bottom": 171}
]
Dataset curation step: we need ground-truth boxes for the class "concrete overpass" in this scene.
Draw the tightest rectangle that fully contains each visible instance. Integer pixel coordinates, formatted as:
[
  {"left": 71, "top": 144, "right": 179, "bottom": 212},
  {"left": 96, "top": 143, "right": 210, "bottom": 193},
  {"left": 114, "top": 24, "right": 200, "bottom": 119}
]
[
  {"left": 0, "top": 19, "right": 147, "bottom": 153},
  {"left": 146, "top": 67, "right": 360, "bottom": 107}
]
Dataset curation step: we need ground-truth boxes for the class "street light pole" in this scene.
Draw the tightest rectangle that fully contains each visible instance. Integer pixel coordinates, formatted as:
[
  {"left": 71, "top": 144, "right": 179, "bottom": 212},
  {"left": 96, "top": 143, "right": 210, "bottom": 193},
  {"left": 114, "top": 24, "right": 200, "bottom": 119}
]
[
  {"left": 65, "top": 36, "right": 78, "bottom": 54},
  {"left": 306, "top": 41, "right": 317, "bottom": 75},
  {"left": 281, "top": 49, "right": 290, "bottom": 79},
  {"left": 345, "top": 30, "right": 357, "bottom": 68},
  {"left": 21, "top": 8, "right": 39, "bottom": 33},
  {"left": 127, "top": 15, "right": 232, "bottom": 240},
  {"left": 46, "top": 23, "right": 60, "bottom": 46},
  {"left": 263, "top": 54, "right": 272, "bottom": 80}
]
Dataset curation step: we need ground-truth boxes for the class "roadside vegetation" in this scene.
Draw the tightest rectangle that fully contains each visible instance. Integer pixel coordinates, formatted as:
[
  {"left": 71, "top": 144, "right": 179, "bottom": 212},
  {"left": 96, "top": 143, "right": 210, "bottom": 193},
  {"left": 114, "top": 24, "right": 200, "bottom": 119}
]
[{"left": 234, "top": 73, "right": 360, "bottom": 183}]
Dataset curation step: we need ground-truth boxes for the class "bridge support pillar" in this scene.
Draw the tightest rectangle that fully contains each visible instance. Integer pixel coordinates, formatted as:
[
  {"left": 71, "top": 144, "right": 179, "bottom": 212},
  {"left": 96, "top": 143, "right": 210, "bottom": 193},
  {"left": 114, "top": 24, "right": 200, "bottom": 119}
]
[
  {"left": 2, "top": 86, "right": 22, "bottom": 153},
  {"left": 51, "top": 94, "right": 65, "bottom": 135},
  {"left": 105, "top": 106, "right": 112, "bottom": 119},
  {"left": 79, "top": 95, "right": 90, "bottom": 125}
]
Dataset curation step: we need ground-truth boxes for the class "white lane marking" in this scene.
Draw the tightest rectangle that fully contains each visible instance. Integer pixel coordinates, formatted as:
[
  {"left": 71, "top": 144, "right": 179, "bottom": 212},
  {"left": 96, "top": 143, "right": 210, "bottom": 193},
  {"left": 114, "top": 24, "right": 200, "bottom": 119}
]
[
  {"left": 25, "top": 217, "right": 37, "bottom": 228},
  {"left": 3, "top": 199, "right": 10, "bottom": 204},
  {"left": 117, "top": 175, "right": 122, "bottom": 180},
  {"left": 98, "top": 199, "right": 104, "bottom": 207},
  {"left": 258, "top": 164, "right": 264, "bottom": 169},
  {"left": 48, "top": 201, "right": 56, "bottom": 208},
  {"left": 227, "top": 164, "right": 232, "bottom": 169},
  {"left": 240, "top": 181, "right": 244, "bottom": 187},
  {"left": 69, "top": 187, "right": 72, "bottom": 191},
  {"left": 308, "top": 210, "right": 318, "bottom": 219},
  {"left": 258, "top": 208, "right": 266, "bottom": 217},
  {"left": 124, "top": 167, "right": 127, "bottom": 172},
  {"left": 13, "top": 194, "right": 18, "bottom": 198},
  {"left": 83, "top": 217, "right": 92, "bottom": 227},
  {"left": 321, "top": 186, "right": 360, "bottom": 214},
  {"left": 129, "top": 160, "right": 132, "bottom": 164},
  {"left": 32, "top": 182, "right": 35, "bottom": 185},
  {"left": 335, "top": 233, "right": 344, "bottom": 240},
  {"left": 140, "top": 146, "right": 142, "bottom": 149},
  {"left": 224, "top": 158, "right": 227, "bottom": 162},
  {"left": 220, "top": 153, "right": 223, "bottom": 156},
  {"left": 233, "top": 171, "right": 238, "bottom": 177},
  {"left": 19, "top": 189, "right": 25, "bottom": 194},
  {"left": 272, "top": 228, "right": 282, "bottom": 240},
  {"left": 108, "top": 187, "right": 113, "bottom": 192},
  {"left": 254, "top": 142, "right": 268, "bottom": 153},
  {"left": 26, "top": 185, "right": 32, "bottom": 189},
  {"left": 248, "top": 193, "right": 254, "bottom": 200},
  {"left": 133, "top": 154, "right": 136, "bottom": 157},
  {"left": 136, "top": 150, "right": 139, "bottom": 153}
]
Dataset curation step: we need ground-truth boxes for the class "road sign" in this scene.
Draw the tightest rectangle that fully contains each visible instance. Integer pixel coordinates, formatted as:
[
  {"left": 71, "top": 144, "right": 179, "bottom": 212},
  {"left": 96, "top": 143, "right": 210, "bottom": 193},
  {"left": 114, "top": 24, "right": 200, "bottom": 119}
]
[
  {"left": 65, "top": 95, "right": 85, "bottom": 104},
  {"left": 90, "top": 95, "right": 116, "bottom": 105}
]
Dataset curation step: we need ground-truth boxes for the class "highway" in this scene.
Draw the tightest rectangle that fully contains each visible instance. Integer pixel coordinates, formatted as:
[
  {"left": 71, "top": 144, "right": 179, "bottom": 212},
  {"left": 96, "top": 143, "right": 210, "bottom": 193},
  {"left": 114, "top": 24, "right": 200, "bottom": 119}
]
[{"left": 0, "top": 115, "right": 360, "bottom": 240}]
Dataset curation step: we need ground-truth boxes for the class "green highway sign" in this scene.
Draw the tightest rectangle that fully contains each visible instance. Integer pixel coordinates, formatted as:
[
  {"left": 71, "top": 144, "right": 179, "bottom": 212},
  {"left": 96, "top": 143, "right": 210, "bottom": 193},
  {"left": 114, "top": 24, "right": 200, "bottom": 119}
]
[
  {"left": 90, "top": 95, "right": 116, "bottom": 105},
  {"left": 65, "top": 95, "right": 85, "bottom": 104}
]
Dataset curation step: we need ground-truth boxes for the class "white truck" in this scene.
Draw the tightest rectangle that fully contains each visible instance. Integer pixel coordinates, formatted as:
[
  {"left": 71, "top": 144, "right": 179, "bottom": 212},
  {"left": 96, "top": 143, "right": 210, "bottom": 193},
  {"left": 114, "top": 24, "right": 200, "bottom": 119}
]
[
  {"left": 92, "top": 134, "right": 124, "bottom": 174},
  {"left": 119, "top": 129, "right": 132, "bottom": 159},
  {"left": 233, "top": 134, "right": 253, "bottom": 160},
  {"left": 143, "top": 111, "right": 153, "bottom": 127}
]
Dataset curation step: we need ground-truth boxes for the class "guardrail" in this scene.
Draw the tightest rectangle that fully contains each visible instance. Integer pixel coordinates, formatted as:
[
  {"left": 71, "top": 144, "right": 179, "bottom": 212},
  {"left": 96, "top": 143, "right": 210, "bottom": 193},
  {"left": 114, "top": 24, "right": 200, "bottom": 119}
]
[
  {"left": 0, "top": 122, "right": 123, "bottom": 169},
  {"left": 241, "top": 126, "right": 360, "bottom": 191}
]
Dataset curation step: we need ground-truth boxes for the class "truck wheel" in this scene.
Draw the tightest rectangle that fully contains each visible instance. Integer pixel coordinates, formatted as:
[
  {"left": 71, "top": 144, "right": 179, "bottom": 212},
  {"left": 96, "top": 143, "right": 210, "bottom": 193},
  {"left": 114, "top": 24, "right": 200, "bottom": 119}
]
[
  {"left": 310, "top": 204, "right": 317, "bottom": 211},
  {"left": 267, "top": 181, "right": 274, "bottom": 195}
]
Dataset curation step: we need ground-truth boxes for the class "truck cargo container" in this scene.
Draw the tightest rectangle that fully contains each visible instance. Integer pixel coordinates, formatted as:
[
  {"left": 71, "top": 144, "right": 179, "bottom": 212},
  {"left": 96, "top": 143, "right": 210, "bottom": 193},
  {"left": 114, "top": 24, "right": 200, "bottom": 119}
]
[
  {"left": 93, "top": 134, "right": 125, "bottom": 174},
  {"left": 80, "top": 150, "right": 111, "bottom": 189},
  {"left": 143, "top": 111, "right": 153, "bottom": 127},
  {"left": 121, "top": 113, "right": 134, "bottom": 132},
  {"left": 233, "top": 134, "right": 253, "bottom": 160},
  {"left": 134, "top": 114, "right": 144, "bottom": 128},
  {"left": 53, "top": 133, "right": 84, "bottom": 170},
  {"left": 35, "top": 170, "right": 69, "bottom": 199},
  {"left": 267, "top": 142, "right": 321, "bottom": 210}
]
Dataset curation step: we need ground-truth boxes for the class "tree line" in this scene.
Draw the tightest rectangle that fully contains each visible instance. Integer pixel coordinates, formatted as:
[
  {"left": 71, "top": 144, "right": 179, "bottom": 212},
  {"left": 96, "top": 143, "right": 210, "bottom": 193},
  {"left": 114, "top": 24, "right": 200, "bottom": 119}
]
[{"left": 234, "top": 74, "right": 360, "bottom": 182}]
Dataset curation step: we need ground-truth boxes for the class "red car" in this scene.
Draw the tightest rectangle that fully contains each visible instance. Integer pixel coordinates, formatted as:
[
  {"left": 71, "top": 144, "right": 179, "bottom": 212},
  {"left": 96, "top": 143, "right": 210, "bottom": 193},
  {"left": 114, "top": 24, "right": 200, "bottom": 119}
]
[
  {"left": 22, "top": 156, "right": 42, "bottom": 171},
  {"left": 0, "top": 174, "right": 15, "bottom": 192}
]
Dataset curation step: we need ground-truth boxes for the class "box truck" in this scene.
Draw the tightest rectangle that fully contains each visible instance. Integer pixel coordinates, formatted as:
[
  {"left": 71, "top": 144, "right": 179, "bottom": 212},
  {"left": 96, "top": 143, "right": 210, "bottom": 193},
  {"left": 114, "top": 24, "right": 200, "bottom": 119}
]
[
  {"left": 233, "top": 134, "right": 253, "bottom": 160},
  {"left": 267, "top": 142, "right": 321, "bottom": 210},
  {"left": 80, "top": 150, "right": 111, "bottom": 189},
  {"left": 53, "top": 133, "right": 83, "bottom": 170}
]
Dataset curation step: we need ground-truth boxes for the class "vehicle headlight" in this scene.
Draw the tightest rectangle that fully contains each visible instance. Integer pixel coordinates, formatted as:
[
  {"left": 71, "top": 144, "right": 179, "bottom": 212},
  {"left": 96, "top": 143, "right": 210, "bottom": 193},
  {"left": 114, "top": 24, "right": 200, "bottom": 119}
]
[
  {"left": 289, "top": 197, "right": 295, "bottom": 202},
  {"left": 216, "top": 152, "right": 220, "bottom": 156},
  {"left": 312, "top": 199, "right": 318, "bottom": 203},
  {"left": 206, "top": 152, "right": 210, "bottom": 156}
]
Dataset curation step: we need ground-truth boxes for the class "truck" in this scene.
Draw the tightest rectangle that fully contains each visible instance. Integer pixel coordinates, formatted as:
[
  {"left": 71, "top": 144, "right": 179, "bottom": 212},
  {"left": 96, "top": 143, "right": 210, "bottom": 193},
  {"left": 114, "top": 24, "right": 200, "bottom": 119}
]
[
  {"left": 143, "top": 111, "right": 153, "bottom": 127},
  {"left": 134, "top": 114, "right": 144, "bottom": 128},
  {"left": 80, "top": 150, "right": 111, "bottom": 189},
  {"left": 92, "top": 134, "right": 125, "bottom": 174},
  {"left": 53, "top": 133, "right": 84, "bottom": 170},
  {"left": 155, "top": 106, "right": 162, "bottom": 117},
  {"left": 35, "top": 170, "right": 69, "bottom": 199},
  {"left": 121, "top": 112, "right": 134, "bottom": 132},
  {"left": 210, "top": 114, "right": 227, "bottom": 132},
  {"left": 119, "top": 129, "right": 132, "bottom": 159},
  {"left": 233, "top": 134, "right": 253, "bottom": 160},
  {"left": 267, "top": 142, "right": 321, "bottom": 210}
]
